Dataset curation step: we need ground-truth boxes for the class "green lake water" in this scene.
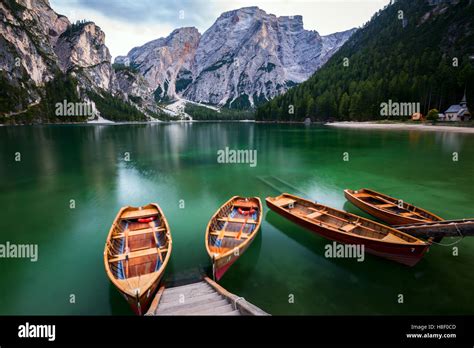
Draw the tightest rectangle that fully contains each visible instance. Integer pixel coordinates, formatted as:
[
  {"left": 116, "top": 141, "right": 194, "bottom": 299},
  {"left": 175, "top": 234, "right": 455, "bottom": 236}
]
[{"left": 0, "top": 123, "right": 473, "bottom": 315}]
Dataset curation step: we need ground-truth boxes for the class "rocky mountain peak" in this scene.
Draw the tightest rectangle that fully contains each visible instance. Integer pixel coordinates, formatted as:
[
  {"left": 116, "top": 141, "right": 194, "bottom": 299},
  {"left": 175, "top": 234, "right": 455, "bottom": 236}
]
[
  {"left": 114, "top": 6, "right": 355, "bottom": 108},
  {"left": 277, "top": 15, "right": 304, "bottom": 31},
  {"left": 184, "top": 7, "right": 354, "bottom": 107},
  {"left": 55, "top": 22, "right": 111, "bottom": 70}
]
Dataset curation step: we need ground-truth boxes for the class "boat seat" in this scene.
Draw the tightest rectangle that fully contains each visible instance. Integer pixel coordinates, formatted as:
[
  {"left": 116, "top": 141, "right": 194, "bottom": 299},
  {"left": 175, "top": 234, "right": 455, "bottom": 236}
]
[
  {"left": 355, "top": 193, "right": 372, "bottom": 198},
  {"left": 400, "top": 212, "right": 415, "bottom": 217},
  {"left": 382, "top": 234, "right": 403, "bottom": 243},
  {"left": 109, "top": 247, "right": 168, "bottom": 262},
  {"left": 113, "top": 226, "right": 165, "bottom": 239},
  {"left": 274, "top": 197, "right": 296, "bottom": 207},
  {"left": 217, "top": 217, "right": 257, "bottom": 224},
  {"left": 112, "top": 226, "right": 165, "bottom": 239},
  {"left": 377, "top": 203, "right": 396, "bottom": 208},
  {"left": 121, "top": 209, "right": 158, "bottom": 220},
  {"left": 306, "top": 211, "right": 323, "bottom": 219},
  {"left": 210, "top": 231, "right": 249, "bottom": 239},
  {"left": 340, "top": 224, "right": 358, "bottom": 233}
]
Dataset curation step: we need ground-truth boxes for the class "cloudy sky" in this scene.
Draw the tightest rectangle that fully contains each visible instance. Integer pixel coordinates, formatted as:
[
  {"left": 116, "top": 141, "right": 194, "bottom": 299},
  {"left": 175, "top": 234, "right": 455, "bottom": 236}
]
[{"left": 50, "top": 0, "right": 389, "bottom": 59}]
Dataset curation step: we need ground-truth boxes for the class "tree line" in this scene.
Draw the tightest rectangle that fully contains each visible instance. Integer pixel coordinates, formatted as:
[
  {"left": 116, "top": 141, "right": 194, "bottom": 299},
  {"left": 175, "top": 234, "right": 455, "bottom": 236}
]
[{"left": 256, "top": 0, "right": 474, "bottom": 122}]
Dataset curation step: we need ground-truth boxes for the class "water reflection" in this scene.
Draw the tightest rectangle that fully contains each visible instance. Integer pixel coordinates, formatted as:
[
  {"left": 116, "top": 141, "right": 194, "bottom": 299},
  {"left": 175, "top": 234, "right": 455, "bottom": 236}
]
[{"left": 0, "top": 123, "right": 473, "bottom": 315}]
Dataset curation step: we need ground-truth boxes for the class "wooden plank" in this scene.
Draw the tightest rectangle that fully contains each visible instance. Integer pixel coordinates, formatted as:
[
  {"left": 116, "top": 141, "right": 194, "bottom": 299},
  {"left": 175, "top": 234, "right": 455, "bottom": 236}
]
[
  {"left": 210, "top": 231, "right": 249, "bottom": 239},
  {"left": 121, "top": 209, "right": 157, "bottom": 220},
  {"left": 148, "top": 278, "right": 269, "bottom": 316},
  {"left": 109, "top": 247, "right": 168, "bottom": 262},
  {"left": 119, "top": 272, "right": 156, "bottom": 290},
  {"left": 395, "top": 219, "right": 474, "bottom": 238},
  {"left": 189, "top": 303, "right": 236, "bottom": 315},
  {"left": 354, "top": 193, "right": 373, "bottom": 198},
  {"left": 374, "top": 195, "right": 398, "bottom": 206},
  {"left": 274, "top": 197, "right": 296, "bottom": 207},
  {"left": 157, "top": 293, "right": 223, "bottom": 313},
  {"left": 151, "top": 221, "right": 163, "bottom": 263},
  {"left": 164, "top": 282, "right": 209, "bottom": 294},
  {"left": 308, "top": 207, "right": 327, "bottom": 214},
  {"left": 203, "top": 277, "right": 270, "bottom": 316},
  {"left": 112, "top": 226, "right": 165, "bottom": 239},
  {"left": 218, "top": 217, "right": 257, "bottom": 224},
  {"left": 145, "top": 285, "right": 166, "bottom": 316},
  {"left": 159, "top": 299, "right": 229, "bottom": 315},
  {"left": 125, "top": 225, "right": 130, "bottom": 277},
  {"left": 160, "top": 287, "right": 215, "bottom": 304},
  {"left": 383, "top": 233, "right": 404, "bottom": 243},
  {"left": 340, "top": 224, "right": 357, "bottom": 233},
  {"left": 306, "top": 211, "right": 323, "bottom": 219},
  {"left": 378, "top": 203, "right": 396, "bottom": 208}
]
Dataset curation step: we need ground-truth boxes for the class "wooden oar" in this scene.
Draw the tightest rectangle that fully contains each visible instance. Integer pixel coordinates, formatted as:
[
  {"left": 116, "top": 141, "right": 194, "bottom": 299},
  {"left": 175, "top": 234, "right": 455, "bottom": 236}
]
[
  {"left": 217, "top": 225, "right": 227, "bottom": 241},
  {"left": 125, "top": 227, "right": 130, "bottom": 278},
  {"left": 236, "top": 215, "right": 250, "bottom": 240},
  {"left": 150, "top": 221, "right": 163, "bottom": 263},
  {"left": 216, "top": 214, "right": 231, "bottom": 253},
  {"left": 216, "top": 229, "right": 226, "bottom": 254}
]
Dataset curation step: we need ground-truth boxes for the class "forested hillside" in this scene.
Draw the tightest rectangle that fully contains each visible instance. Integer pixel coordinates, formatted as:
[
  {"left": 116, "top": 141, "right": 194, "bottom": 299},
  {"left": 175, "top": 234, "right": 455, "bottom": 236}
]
[{"left": 256, "top": 0, "right": 474, "bottom": 122}]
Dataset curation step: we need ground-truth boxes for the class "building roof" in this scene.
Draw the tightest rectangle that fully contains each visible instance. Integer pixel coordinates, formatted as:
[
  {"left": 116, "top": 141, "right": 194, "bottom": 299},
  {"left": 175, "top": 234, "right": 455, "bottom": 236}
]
[{"left": 445, "top": 104, "right": 462, "bottom": 113}]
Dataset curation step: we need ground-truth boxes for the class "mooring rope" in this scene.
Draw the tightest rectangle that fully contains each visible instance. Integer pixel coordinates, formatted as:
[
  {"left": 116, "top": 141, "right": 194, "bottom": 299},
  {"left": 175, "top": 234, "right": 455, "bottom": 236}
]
[{"left": 430, "top": 222, "right": 464, "bottom": 247}]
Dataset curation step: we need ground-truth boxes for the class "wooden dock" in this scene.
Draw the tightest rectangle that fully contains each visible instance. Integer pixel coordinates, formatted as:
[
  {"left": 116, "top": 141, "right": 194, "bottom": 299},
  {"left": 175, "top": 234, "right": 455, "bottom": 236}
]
[
  {"left": 146, "top": 276, "right": 269, "bottom": 316},
  {"left": 395, "top": 219, "right": 474, "bottom": 239}
]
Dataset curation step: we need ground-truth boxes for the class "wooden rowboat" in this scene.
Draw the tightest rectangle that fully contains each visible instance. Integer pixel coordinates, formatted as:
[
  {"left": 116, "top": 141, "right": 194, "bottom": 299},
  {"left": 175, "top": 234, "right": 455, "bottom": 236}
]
[
  {"left": 104, "top": 203, "right": 172, "bottom": 315},
  {"left": 344, "top": 188, "right": 444, "bottom": 226},
  {"left": 266, "top": 193, "right": 430, "bottom": 266},
  {"left": 205, "top": 196, "right": 262, "bottom": 281}
]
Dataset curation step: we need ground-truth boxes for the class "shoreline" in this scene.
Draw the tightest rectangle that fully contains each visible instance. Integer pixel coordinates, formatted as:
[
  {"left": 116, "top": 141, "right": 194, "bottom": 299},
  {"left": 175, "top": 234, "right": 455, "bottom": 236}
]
[
  {"left": 0, "top": 119, "right": 258, "bottom": 127},
  {"left": 326, "top": 122, "right": 474, "bottom": 134},
  {"left": 1, "top": 120, "right": 473, "bottom": 133}
]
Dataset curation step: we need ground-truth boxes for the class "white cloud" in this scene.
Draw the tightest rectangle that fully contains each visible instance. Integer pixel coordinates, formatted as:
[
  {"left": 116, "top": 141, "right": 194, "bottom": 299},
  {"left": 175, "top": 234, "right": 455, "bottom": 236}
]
[{"left": 50, "top": 3, "right": 175, "bottom": 58}]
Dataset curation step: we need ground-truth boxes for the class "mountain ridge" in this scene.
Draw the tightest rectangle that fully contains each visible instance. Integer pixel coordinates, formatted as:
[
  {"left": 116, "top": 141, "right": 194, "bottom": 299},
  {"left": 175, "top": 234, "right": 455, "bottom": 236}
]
[
  {"left": 0, "top": 1, "right": 355, "bottom": 124},
  {"left": 115, "top": 6, "right": 356, "bottom": 109}
]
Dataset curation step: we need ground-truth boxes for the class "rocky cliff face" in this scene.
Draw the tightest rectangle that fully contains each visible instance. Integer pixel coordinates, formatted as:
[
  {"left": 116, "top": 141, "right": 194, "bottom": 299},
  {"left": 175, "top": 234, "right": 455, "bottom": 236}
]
[
  {"left": 186, "top": 7, "right": 355, "bottom": 107},
  {"left": 54, "top": 22, "right": 118, "bottom": 92},
  {"left": 1, "top": 1, "right": 355, "bottom": 122},
  {"left": 0, "top": 0, "right": 69, "bottom": 106},
  {"left": 0, "top": 0, "right": 139, "bottom": 121},
  {"left": 115, "top": 27, "right": 201, "bottom": 102},
  {"left": 116, "top": 6, "right": 355, "bottom": 108}
]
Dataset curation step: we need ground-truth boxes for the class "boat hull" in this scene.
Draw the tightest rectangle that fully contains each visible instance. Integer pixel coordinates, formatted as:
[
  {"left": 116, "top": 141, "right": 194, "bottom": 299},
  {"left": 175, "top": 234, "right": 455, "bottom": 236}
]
[
  {"left": 104, "top": 203, "right": 172, "bottom": 316},
  {"left": 344, "top": 189, "right": 443, "bottom": 226},
  {"left": 119, "top": 273, "right": 163, "bottom": 315},
  {"left": 212, "top": 231, "right": 256, "bottom": 280},
  {"left": 266, "top": 199, "right": 429, "bottom": 267},
  {"left": 206, "top": 196, "right": 262, "bottom": 280}
]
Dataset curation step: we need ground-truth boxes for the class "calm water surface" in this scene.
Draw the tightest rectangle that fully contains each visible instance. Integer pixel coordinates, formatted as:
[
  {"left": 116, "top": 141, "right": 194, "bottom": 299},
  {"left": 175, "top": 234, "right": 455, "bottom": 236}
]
[{"left": 0, "top": 123, "right": 473, "bottom": 315}]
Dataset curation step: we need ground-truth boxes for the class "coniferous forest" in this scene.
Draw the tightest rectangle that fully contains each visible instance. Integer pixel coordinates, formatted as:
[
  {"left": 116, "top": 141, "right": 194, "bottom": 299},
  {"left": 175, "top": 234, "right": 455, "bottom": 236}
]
[{"left": 256, "top": 0, "right": 474, "bottom": 122}]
